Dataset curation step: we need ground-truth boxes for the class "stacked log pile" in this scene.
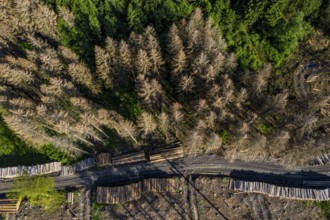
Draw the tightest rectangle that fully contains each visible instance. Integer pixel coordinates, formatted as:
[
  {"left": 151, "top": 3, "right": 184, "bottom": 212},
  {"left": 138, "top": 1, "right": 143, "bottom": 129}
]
[
  {"left": 0, "top": 145, "right": 184, "bottom": 178},
  {"left": 0, "top": 162, "right": 61, "bottom": 178},
  {"left": 78, "top": 188, "right": 86, "bottom": 220},
  {"left": 96, "top": 152, "right": 111, "bottom": 166},
  {"left": 309, "top": 154, "right": 330, "bottom": 166},
  {"left": 230, "top": 179, "right": 330, "bottom": 201},
  {"left": 66, "top": 192, "right": 74, "bottom": 205},
  {"left": 61, "top": 158, "right": 95, "bottom": 176},
  {"left": 141, "top": 178, "right": 177, "bottom": 192},
  {"left": 112, "top": 151, "right": 146, "bottom": 165},
  {"left": 0, "top": 167, "right": 23, "bottom": 178},
  {"left": 149, "top": 146, "right": 184, "bottom": 163},
  {"left": 96, "top": 178, "right": 178, "bottom": 204},
  {"left": 97, "top": 182, "right": 142, "bottom": 204},
  {"left": 0, "top": 199, "right": 20, "bottom": 213},
  {"left": 25, "top": 162, "right": 62, "bottom": 175},
  {"left": 78, "top": 188, "right": 92, "bottom": 220}
]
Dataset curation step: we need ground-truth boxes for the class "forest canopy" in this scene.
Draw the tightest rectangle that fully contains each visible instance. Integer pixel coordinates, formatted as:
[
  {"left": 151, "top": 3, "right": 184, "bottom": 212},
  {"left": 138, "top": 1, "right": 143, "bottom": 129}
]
[
  {"left": 0, "top": 0, "right": 329, "bottom": 166},
  {"left": 42, "top": 0, "right": 330, "bottom": 69}
]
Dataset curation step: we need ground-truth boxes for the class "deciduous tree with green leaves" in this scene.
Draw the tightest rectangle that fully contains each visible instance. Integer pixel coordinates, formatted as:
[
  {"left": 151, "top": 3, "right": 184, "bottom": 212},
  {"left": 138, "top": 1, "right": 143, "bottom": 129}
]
[{"left": 8, "top": 176, "right": 65, "bottom": 212}]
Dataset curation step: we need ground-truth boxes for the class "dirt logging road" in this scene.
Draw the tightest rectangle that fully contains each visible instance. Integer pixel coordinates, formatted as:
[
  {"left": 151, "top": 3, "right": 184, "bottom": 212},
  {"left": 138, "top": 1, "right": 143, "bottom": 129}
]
[{"left": 1, "top": 155, "right": 330, "bottom": 194}]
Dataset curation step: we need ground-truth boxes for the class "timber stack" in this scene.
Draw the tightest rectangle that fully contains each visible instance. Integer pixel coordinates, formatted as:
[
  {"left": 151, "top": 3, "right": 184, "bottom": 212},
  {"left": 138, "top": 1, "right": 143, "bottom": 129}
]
[
  {"left": 96, "top": 152, "right": 111, "bottom": 166},
  {"left": 0, "top": 199, "right": 20, "bottom": 213},
  {"left": 61, "top": 158, "right": 95, "bottom": 176},
  {"left": 230, "top": 179, "right": 330, "bottom": 201},
  {"left": 309, "top": 153, "right": 330, "bottom": 166},
  {"left": 96, "top": 177, "right": 179, "bottom": 204},
  {"left": 0, "top": 162, "right": 61, "bottom": 178}
]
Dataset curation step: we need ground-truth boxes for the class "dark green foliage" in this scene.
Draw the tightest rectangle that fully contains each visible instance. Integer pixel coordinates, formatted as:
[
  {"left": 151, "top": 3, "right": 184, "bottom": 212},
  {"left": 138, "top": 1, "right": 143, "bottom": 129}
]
[
  {"left": 0, "top": 0, "right": 327, "bottom": 166},
  {"left": 18, "top": 42, "right": 33, "bottom": 52},
  {"left": 264, "top": 0, "right": 288, "bottom": 27},
  {"left": 44, "top": 0, "right": 192, "bottom": 70},
  {"left": 201, "top": 0, "right": 322, "bottom": 69},
  {"left": 96, "top": 89, "right": 143, "bottom": 122},
  {"left": 0, "top": 117, "right": 49, "bottom": 167},
  {"left": 38, "top": 144, "right": 77, "bottom": 165},
  {"left": 8, "top": 176, "right": 65, "bottom": 212},
  {"left": 242, "top": 0, "right": 267, "bottom": 26},
  {"left": 288, "top": 0, "right": 323, "bottom": 18},
  {"left": 266, "top": 12, "right": 309, "bottom": 66},
  {"left": 114, "top": 91, "right": 143, "bottom": 122},
  {"left": 92, "top": 202, "right": 105, "bottom": 220},
  {"left": 127, "top": 0, "right": 193, "bottom": 33},
  {"left": 43, "top": 0, "right": 329, "bottom": 70},
  {"left": 0, "top": 116, "right": 77, "bottom": 166},
  {"left": 56, "top": 18, "right": 96, "bottom": 68},
  {"left": 92, "top": 192, "right": 106, "bottom": 220},
  {"left": 220, "top": 131, "right": 230, "bottom": 144},
  {"left": 0, "top": 116, "right": 19, "bottom": 156},
  {"left": 257, "top": 122, "right": 272, "bottom": 134},
  {"left": 103, "top": 128, "right": 133, "bottom": 154},
  {"left": 317, "top": 1, "right": 330, "bottom": 34},
  {"left": 231, "top": 31, "right": 267, "bottom": 70},
  {"left": 45, "top": 0, "right": 129, "bottom": 69},
  {"left": 305, "top": 201, "right": 330, "bottom": 218},
  {"left": 317, "top": 201, "right": 330, "bottom": 218}
]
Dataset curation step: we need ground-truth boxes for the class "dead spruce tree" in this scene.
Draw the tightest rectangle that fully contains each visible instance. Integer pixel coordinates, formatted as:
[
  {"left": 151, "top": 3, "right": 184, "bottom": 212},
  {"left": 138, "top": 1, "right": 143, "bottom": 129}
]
[
  {"left": 92, "top": 8, "right": 247, "bottom": 156},
  {"left": 0, "top": 0, "right": 138, "bottom": 156},
  {"left": 2, "top": 2, "right": 325, "bottom": 164}
]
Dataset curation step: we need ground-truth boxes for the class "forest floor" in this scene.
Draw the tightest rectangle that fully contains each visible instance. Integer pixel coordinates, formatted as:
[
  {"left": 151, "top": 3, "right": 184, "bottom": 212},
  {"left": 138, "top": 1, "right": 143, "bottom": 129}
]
[
  {"left": 95, "top": 177, "right": 322, "bottom": 220},
  {"left": 3, "top": 177, "right": 325, "bottom": 220},
  {"left": 5, "top": 201, "right": 78, "bottom": 220}
]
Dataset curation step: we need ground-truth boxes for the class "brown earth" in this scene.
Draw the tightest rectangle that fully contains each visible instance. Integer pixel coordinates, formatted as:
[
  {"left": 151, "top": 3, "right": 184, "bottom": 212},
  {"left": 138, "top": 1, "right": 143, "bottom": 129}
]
[{"left": 94, "top": 177, "right": 323, "bottom": 220}]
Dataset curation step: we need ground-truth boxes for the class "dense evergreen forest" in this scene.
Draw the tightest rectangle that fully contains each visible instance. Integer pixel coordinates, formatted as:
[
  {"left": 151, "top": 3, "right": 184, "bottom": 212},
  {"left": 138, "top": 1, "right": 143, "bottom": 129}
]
[
  {"left": 43, "top": 0, "right": 330, "bottom": 69},
  {"left": 0, "top": 0, "right": 329, "bottom": 166}
]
